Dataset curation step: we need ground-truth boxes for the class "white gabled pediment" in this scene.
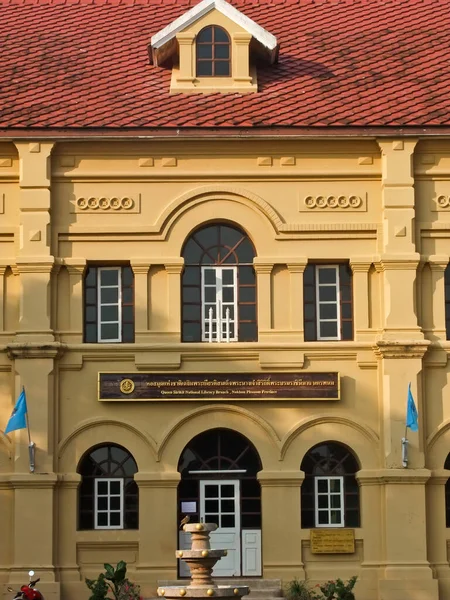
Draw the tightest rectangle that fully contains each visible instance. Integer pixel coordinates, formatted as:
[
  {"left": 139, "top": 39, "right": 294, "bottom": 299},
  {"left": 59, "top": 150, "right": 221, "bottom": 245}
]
[{"left": 151, "top": 0, "right": 278, "bottom": 65}]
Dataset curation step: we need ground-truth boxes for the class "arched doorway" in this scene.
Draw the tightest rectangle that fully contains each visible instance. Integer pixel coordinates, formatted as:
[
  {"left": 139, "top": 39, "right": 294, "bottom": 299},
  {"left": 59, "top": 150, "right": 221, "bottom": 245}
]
[{"left": 178, "top": 428, "right": 262, "bottom": 576}]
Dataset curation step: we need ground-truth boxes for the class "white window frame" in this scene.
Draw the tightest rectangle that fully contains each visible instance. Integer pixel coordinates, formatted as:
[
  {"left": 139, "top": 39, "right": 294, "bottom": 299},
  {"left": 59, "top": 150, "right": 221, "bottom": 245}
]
[
  {"left": 97, "top": 267, "right": 122, "bottom": 343},
  {"left": 201, "top": 266, "right": 238, "bottom": 343},
  {"left": 94, "top": 477, "right": 124, "bottom": 530},
  {"left": 315, "top": 265, "right": 341, "bottom": 341},
  {"left": 314, "top": 475, "right": 344, "bottom": 528}
]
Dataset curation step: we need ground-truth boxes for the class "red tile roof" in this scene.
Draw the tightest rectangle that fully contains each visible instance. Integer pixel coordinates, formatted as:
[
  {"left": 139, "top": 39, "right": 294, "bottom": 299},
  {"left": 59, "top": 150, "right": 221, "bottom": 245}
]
[{"left": 0, "top": 0, "right": 450, "bottom": 132}]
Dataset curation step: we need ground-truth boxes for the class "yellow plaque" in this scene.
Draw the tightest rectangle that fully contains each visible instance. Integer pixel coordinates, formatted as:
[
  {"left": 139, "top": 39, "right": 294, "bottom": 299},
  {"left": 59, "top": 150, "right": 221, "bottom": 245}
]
[{"left": 310, "top": 529, "right": 355, "bottom": 554}]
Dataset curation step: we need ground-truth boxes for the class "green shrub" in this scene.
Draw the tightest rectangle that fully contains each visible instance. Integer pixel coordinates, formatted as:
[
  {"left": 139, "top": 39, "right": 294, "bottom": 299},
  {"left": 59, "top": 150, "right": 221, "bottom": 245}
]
[
  {"left": 85, "top": 561, "right": 141, "bottom": 600},
  {"left": 285, "top": 576, "right": 358, "bottom": 600}
]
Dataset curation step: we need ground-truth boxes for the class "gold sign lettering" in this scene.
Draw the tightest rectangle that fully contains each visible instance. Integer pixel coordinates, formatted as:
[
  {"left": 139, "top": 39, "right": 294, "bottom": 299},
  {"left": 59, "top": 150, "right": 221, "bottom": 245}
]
[{"left": 310, "top": 529, "right": 355, "bottom": 554}]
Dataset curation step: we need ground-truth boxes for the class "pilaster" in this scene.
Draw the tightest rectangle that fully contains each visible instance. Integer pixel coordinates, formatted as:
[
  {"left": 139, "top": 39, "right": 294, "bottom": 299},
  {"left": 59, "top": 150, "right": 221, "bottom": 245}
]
[
  {"left": 428, "top": 255, "right": 449, "bottom": 341},
  {"left": 232, "top": 32, "right": 253, "bottom": 85},
  {"left": 287, "top": 261, "right": 307, "bottom": 336},
  {"left": 8, "top": 473, "right": 60, "bottom": 597},
  {"left": 131, "top": 260, "right": 151, "bottom": 341},
  {"left": 13, "top": 141, "right": 55, "bottom": 343},
  {"left": 377, "top": 139, "right": 422, "bottom": 341},
  {"left": 134, "top": 472, "right": 180, "bottom": 586},
  {"left": 176, "top": 32, "right": 196, "bottom": 84},
  {"left": 0, "top": 266, "right": 7, "bottom": 332},
  {"left": 64, "top": 259, "right": 86, "bottom": 342},
  {"left": 426, "top": 470, "right": 450, "bottom": 597},
  {"left": 56, "top": 474, "right": 82, "bottom": 583},
  {"left": 350, "top": 258, "right": 372, "bottom": 341},
  {"left": 164, "top": 260, "right": 184, "bottom": 340},
  {"left": 253, "top": 261, "right": 273, "bottom": 336},
  {"left": 257, "top": 471, "right": 305, "bottom": 582}
]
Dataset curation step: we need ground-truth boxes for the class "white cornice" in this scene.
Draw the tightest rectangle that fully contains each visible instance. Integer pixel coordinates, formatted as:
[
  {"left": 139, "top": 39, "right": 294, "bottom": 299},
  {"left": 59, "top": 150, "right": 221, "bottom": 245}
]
[{"left": 151, "top": 0, "right": 278, "bottom": 51}]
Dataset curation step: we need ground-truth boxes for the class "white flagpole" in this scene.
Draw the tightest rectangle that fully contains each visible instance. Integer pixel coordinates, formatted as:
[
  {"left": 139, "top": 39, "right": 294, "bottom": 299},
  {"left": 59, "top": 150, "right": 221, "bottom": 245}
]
[
  {"left": 401, "top": 423, "right": 409, "bottom": 469},
  {"left": 24, "top": 389, "right": 35, "bottom": 473}
]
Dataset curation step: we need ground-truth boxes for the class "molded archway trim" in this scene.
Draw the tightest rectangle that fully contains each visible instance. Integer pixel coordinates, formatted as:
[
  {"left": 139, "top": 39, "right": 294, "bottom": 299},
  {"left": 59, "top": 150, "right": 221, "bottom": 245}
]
[
  {"left": 157, "top": 403, "right": 280, "bottom": 462},
  {"left": 58, "top": 417, "right": 157, "bottom": 460},
  {"left": 280, "top": 414, "right": 379, "bottom": 461},
  {"left": 427, "top": 420, "right": 450, "bottom": 453},
  {"left": 156, "top": 186, "right": 283, "bottom": 239}
]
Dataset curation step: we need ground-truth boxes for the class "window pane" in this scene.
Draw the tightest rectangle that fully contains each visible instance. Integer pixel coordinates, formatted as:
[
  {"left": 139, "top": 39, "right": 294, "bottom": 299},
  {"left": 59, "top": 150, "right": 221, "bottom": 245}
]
[
  {"left": 320, "top": 322, "right": 338, "bottom": 338},
  {"left": 221, "top": 485, "right": 234, "bottom": 497},
  {"left": 221, "top": 499, "right": 235, "bottom": 512},
  {"left": 341, "top": 286, "right": 352, "bottom": 302},
  {"left": 204, "top": 287, "right": 216, "bottom": 302},
  {"left": 110, "top": 512, "right": 121, "bottom": 527},
  {"left": 318, "top": 268, "right": 337, "bottom": 284},
  {"left": 204, "top": 269, "right": 216, "bottom": 285},
  {"left": 101, "top": 288, "right": 119, "bottom": 303},
  {"left": 330, "top": 495, "right": 342, "bottom": 508},
  {"left": 110, "top": 496, "right": 121, "bottom": 510},
  {"left": 100, "top": 269, "right": 119, "bottom": 286},
  {"left": 110, "top": 481, "right": 121, "bottom": 494},
  {"left": 215, "top": 61, "right": 230, "bottom": 76},
  {"left": 97, "top": 481, "right": 108, "bottom": 495},
  {"left": 97, "top": 512, "right": 108, "bottom": 527},
  {"left": 222, "top": 514, "right": 235, "bottom": 527},
  {"left": 198, "top": 45, "right": 213, "bottom": 59},
  {"left": 317, "top": 480, "right": 327, "bottom": 493},
  {"left": 304, "top": 321, "right": 316, "bottom": 341},
  {"left": 318, "top": 495, "right": 328, "bottom": 509},
  {"left": 329, "top": 479, "right": 341, "bottom": 492},
  {"left": 222, "top": 287, "right": 234, "bottom": 303},
  {"left": 319, "top": 304, "right": 337, "bottom": 319},
  {"left": 85, "top": 267, "right": 96, "bottom": 287},
  {"left": 205, "top": 500, "right": 219, "bottom": 512},
  {"left": 98, "top": 497, "right": 108, "bottom": 510},
  {"left": 222, "top": 269, "right": 234, "bottom": 285},
  {"left": 205, "top": 485, "right": 219, "bottom": 498},
  {"left": 101, "top": 323, "right": 119, "bottom": 340},
  {"left": 183, "top": 305, "right": 200, "bottom": 320},
  {"left": 197, "top": 61, "right": 213, "bottom": 76},
  {"left": 239, "top": 305, "right": 255, "bottom": 320},
  {"left": 197, "top": 27, "right": 212, "bottom": 43},
  {"left": 342, "top": 321, "right": 353, "bottom": 340},
  {"left": 319, "top": 286, "right": 337, "bottom": 301},
  {"left": 122, "top": 288, "right": 133, "bottom": 304},
  {"left": 341, "top": 303, "right": 352, "bottom": 319},
  {"left": 101, "top": 305, "right": 119, "bottom": 321},
  {"left": 205, "top": 514, "right": 218, "bottom": 524},
  {"left": 214, "top": 27, "right": 229, "bottom": 42},
  {"left": 123, "top": 323, "right": 134, "bottom": 343},
  {"left": 122, "top": 306, "right": 133, "bottom": 322},
  {"left": 317, "top": 511, "right": 328, "bottom": 525},
  {"left": 215, "top": 44, "right": 230, "bottom": 59},
  {"left": 330, "top": 510, "right": 342, "bottom": 524}
]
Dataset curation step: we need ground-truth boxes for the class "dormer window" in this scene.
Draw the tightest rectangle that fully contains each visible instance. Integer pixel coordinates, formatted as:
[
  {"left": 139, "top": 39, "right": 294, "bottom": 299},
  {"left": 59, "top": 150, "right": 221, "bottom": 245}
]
[
  {"left": 150, "top": 0, "right": 278, "bottom": 95},
  {"left": 196, "top": 26, "right": 231, "bottom": 77}
]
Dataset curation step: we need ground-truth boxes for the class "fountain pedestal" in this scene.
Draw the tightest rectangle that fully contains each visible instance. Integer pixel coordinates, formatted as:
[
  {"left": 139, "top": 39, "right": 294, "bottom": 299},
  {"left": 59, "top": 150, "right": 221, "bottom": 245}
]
[{"left": 157, "top": 523, "right": 249, "bottom": 600}]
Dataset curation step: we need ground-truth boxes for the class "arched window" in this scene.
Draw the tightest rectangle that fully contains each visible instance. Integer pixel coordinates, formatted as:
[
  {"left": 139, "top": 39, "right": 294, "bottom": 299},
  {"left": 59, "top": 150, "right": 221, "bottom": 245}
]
[
  {"left": 444, "top": 453, "right": 450, "bottom": 526},
  {"left": 300, "top": 442, "right": 360, "bottom": 528},
  {"left": 78, "top": 444, "right": 139, "bottom": 530},
  {"left": 196, "top": 26, "right": 231, "bottom": 77},
  {"left": 181, "top": 223, "right": 257, "bottom": 343}
]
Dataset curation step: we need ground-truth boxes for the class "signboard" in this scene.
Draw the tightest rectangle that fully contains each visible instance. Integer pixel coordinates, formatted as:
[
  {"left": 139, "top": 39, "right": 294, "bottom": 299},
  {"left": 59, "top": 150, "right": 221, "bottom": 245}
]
[
  {"left": 310, "top": 529, "right": 355, "bottom": 554},
  {"left": 98, "top": 372, "right": 340, "bottom": 401}
]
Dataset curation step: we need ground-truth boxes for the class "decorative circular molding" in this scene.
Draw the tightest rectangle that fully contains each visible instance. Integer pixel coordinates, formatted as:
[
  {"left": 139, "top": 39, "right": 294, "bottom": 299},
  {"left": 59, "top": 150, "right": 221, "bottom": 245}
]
[
  {"left": 437, "top": 195, "right": 450, "bottom": 208},
  {"left": 76, "top": 196, "right": 135, "bottom": 211},
  {"left": 304, "top": 195, "right": 362, "bottom": 209}
]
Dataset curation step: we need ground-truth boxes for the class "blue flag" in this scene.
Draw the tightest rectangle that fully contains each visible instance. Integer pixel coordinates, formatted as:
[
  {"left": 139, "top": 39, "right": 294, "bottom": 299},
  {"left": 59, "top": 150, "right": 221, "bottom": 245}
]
[
  {"left": 406, "top": 383, "right": 419, "bottom": 432},
  {"left": 4, "top": 389, "right": 27, "bottom": 434}
]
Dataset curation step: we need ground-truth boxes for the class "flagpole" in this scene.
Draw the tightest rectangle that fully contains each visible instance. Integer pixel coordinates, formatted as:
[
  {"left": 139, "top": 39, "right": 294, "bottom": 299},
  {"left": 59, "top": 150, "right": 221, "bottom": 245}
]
[
  {"left": 24, "top": 388, "right": 35, "bottom": 473},
  {"left": 402, "top": 425, "right": 409, "bottom": 469}
]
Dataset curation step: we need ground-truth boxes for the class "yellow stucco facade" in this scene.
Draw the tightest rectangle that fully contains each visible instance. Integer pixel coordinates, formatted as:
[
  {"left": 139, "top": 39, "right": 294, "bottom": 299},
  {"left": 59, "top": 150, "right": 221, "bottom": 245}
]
[{"left": 0, "top": 136, "right": 450, "bottom": 600}]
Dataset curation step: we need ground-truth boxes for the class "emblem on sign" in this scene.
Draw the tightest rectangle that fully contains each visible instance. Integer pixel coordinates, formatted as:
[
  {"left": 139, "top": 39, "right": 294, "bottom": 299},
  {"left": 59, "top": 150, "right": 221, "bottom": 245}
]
[{"left": 119, "top": 378, "right": 135, "bottom": 394}]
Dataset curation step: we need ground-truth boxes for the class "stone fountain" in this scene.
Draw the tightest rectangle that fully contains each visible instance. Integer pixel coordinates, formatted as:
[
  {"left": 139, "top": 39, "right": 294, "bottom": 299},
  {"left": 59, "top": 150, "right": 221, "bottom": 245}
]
[{"left": 157, "top": 523, "right": 249, "bottom": 600}]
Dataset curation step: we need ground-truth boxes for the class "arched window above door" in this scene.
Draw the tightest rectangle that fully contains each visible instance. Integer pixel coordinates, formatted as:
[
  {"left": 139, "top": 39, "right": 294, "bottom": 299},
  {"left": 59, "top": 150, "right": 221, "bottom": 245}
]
[
  {"left": 300, "top": 442, "right": 360, "bottom": 529},
  {"left": 181, "top": 223, "right": 257, "bottom": 343},
  {"left": 77, "top": 444, "right": 139, "bottom": 530}
]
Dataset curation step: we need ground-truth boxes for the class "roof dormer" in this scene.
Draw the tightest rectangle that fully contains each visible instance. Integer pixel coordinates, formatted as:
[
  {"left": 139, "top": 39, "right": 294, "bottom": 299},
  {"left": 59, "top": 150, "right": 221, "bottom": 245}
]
[{"left": 150, "top": 0, "right": 278, "bottom": 94}]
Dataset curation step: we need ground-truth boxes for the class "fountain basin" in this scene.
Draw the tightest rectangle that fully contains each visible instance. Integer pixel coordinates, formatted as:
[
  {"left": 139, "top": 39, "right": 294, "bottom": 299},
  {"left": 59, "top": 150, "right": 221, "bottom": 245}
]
[{"left": 158, "top": 585, "right": 249, "bottom": 598}]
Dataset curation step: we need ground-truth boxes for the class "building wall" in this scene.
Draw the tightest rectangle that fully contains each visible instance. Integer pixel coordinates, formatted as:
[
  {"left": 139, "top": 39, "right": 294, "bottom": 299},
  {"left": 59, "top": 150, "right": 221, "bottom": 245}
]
[{"left": 0, "top": 138, "right": 449, "bottom": 600}]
